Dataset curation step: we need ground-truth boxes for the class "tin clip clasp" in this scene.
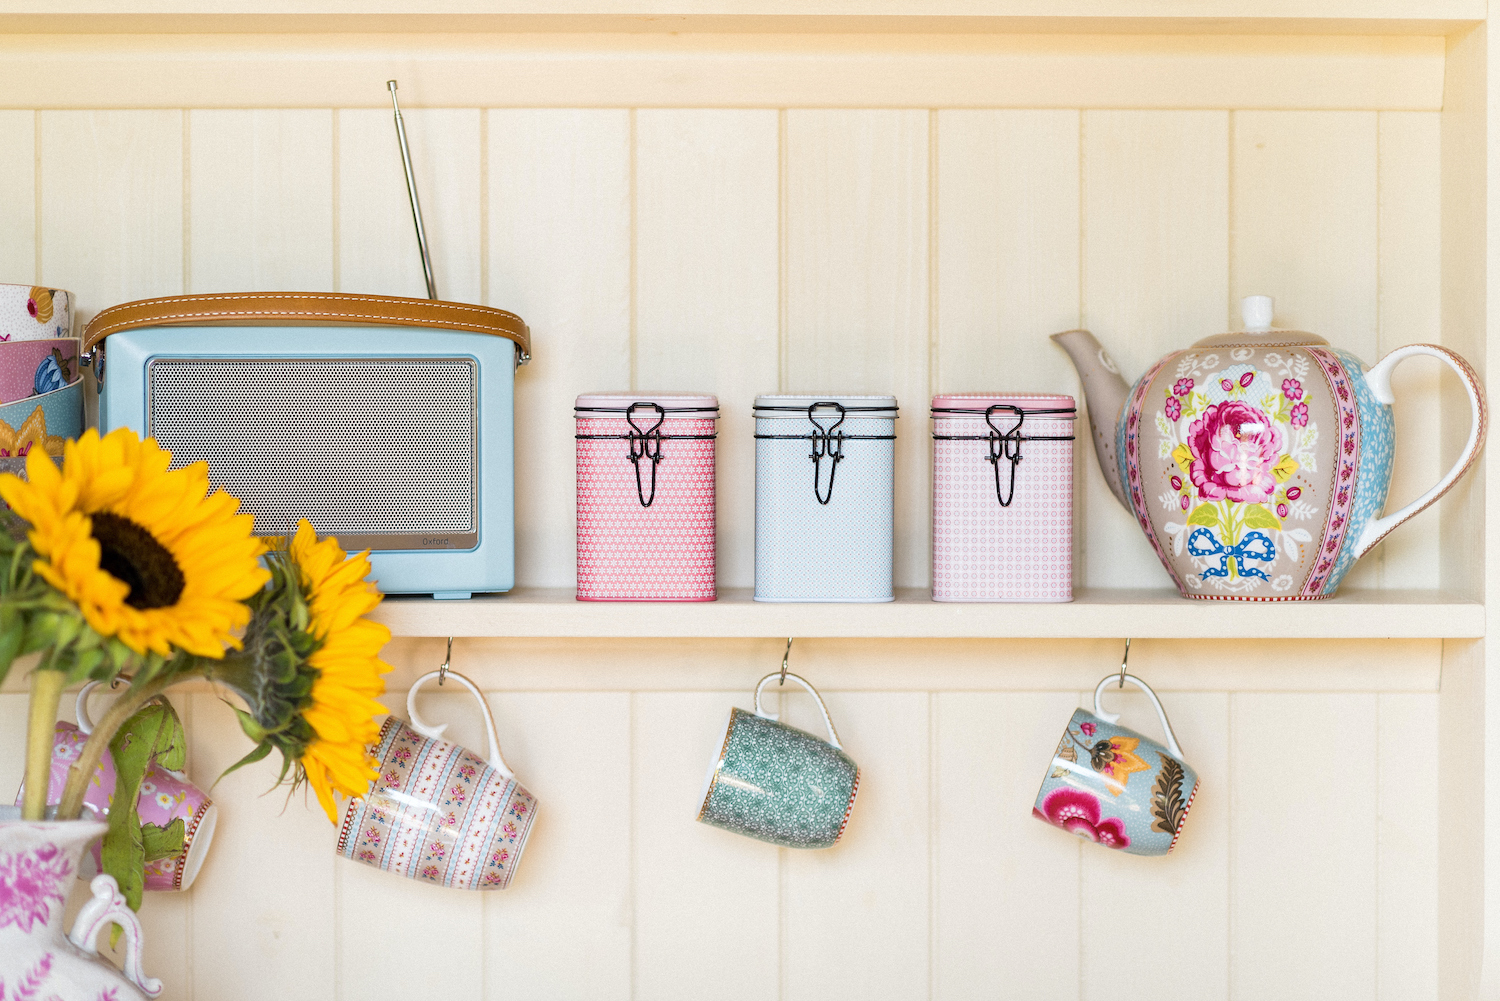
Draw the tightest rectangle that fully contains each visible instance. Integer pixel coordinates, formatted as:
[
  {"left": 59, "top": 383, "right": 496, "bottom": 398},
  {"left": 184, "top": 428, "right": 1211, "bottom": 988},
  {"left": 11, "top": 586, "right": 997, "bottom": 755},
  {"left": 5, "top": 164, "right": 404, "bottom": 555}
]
[
  {"left": 626, "top": 402, "right": 667, "bottom": 507},
  {"left": 808, "top": 401, "right": 846, "bottom": 506},
  {"left": 985, "top": 404, "right": 1025, "bottom": 508}
]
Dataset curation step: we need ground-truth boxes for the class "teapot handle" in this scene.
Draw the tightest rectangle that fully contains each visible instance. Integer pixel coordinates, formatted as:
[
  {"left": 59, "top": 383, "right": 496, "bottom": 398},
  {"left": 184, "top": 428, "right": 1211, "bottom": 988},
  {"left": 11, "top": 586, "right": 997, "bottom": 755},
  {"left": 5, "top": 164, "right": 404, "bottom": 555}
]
[{"left": 1355, "top": 344, "right": 1488, "bottom": 560}]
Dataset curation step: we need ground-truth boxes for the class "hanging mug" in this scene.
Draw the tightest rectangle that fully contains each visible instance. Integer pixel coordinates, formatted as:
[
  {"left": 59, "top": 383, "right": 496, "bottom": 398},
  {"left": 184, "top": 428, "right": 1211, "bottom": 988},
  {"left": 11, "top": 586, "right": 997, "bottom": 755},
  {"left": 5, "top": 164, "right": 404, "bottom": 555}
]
[
  {"left": 696, "top": 671, "right": 859, "bottom": 849},
  {"left": 15, "top": 682, "right": 217, "bottom": 891},
  {"left": 1032, "top": 674, "right": 1199, "bottom": 857},
  {"left": 337, "top": 669, "right": 538, "bottom": 890}
]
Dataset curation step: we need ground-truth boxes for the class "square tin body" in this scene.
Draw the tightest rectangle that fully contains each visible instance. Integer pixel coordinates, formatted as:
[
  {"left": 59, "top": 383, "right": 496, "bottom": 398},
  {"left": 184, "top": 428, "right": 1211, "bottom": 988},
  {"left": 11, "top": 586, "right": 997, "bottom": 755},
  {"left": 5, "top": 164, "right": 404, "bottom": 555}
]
[
  {"left": 931, "top": 393, "right": 1074, "bottom": 602},
  {"left": 98, "top": 325, "right": 515, "bottom": 598},
  {"left": 575, "top": 392, "right": 719, "bottom": 601},
  {"left": 754, "top": 394, "right": 896, "bottom": 603}
]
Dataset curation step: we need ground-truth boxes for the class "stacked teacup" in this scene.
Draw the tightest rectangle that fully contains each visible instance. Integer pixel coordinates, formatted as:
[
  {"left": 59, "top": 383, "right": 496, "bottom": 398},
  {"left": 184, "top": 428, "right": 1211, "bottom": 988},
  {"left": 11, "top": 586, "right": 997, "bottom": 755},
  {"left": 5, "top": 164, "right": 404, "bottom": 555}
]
[{"left": 0, "top": 284, "right": 81, "bottom": 462}]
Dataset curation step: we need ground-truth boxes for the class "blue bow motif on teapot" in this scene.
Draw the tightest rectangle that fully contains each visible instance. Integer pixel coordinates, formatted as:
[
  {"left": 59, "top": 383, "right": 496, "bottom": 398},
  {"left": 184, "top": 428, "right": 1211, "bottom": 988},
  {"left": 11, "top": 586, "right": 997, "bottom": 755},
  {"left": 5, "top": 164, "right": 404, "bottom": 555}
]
[{"left": 1185, "top": 527, "right": 1275, "bottom": 581}]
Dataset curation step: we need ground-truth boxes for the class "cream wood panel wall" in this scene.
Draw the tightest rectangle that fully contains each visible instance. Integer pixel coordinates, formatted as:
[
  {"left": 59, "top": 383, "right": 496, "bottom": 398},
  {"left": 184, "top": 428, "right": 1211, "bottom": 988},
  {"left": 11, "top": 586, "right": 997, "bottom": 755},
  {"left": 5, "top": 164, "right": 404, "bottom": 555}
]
[
  {"left": 0, "top": 91, "right": 1454, "bottom": 1001},
  {"left": 0, "top": 636, "right": 1445, "bottom": 1001},
  {"left": 1, "top": 104, "right": 1446, "bottom": 590}
]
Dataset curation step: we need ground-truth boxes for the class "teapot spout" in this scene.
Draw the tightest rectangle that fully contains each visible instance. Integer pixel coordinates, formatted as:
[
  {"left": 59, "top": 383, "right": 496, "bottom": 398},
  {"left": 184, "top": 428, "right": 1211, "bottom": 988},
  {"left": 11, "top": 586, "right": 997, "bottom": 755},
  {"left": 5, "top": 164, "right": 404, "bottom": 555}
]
[{"left": 1051, "top": 329, "right": 1131, "bottom": 510}]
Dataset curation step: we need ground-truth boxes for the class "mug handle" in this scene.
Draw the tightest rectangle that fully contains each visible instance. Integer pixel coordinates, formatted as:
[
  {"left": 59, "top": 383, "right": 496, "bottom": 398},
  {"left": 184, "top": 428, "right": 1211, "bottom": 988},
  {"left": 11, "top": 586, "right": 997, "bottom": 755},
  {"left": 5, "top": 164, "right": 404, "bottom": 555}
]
[
  {"left": 1093, "top": 673, "right": 1185, "bottom": 760},
  {"left": 407, "top": 669, "right": 515, "bottom": 780},
  {"left": 76, "top": 680, "right": 169, "bottom": 739},
  {"left": 753, "top": 671, "right": 843, "bottom": 750},
  {"left": 1353, "top": 344, "right": 1488, "bottom": 559}
]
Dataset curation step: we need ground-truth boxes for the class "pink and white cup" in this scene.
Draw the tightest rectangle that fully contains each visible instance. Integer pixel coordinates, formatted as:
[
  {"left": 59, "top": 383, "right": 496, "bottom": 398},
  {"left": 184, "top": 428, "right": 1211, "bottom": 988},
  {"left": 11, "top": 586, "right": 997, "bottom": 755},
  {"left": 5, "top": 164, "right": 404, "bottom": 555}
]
[
  {"left": 337, "top": 669, "right": 538, "bottom": 890},
  {"left": 0, "top": 283, "right": 73, "bottom": 342},
  {"left": 15, "top": 682, "right": 218, "bottom": 891}
]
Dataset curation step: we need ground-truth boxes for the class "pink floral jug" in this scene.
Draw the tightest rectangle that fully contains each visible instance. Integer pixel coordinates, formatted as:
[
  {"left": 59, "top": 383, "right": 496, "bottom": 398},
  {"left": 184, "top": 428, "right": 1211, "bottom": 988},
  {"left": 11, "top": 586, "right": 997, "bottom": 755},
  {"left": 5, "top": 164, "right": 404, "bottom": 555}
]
[
  {"left": 1054, "top": 296, "right": 1487, "bottom": 600},
  {"left": 0, "top": 810, "right": 162, "bottom": 1000}
]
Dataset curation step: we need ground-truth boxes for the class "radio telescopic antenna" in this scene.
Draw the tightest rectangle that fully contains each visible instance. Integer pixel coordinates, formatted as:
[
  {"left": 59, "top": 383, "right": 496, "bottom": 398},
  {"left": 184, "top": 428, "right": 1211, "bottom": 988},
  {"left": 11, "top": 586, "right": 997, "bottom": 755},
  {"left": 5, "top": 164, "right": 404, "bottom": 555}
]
[{"left": 387, "top": 80, "right": 438, "bottom": 300}]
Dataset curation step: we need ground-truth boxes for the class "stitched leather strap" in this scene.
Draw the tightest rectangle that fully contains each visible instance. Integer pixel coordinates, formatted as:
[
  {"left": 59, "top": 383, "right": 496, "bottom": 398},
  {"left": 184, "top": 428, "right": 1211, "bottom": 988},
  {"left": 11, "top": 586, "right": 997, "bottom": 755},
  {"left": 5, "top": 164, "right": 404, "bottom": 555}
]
[{"left": 82, "top": 292, "right": 531, "bottom": 362}]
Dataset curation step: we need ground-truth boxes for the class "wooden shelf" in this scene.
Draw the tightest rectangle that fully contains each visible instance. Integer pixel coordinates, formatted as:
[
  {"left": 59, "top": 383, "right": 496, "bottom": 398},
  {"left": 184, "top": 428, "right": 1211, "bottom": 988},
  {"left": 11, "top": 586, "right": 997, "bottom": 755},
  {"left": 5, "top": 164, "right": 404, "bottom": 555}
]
[{"left": 369, "top": 587, "right": 1485, "bottom": 639}]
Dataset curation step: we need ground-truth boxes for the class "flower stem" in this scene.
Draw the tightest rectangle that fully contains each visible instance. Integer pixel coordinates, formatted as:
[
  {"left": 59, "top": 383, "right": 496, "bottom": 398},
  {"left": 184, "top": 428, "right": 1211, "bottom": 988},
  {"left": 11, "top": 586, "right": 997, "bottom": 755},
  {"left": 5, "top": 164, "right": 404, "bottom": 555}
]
[
  {"left": 22, "top": 667, "right": 66, "bottom": 820},
  {"left": 55, "top": 674, "right": 178, "bottom": 821}
]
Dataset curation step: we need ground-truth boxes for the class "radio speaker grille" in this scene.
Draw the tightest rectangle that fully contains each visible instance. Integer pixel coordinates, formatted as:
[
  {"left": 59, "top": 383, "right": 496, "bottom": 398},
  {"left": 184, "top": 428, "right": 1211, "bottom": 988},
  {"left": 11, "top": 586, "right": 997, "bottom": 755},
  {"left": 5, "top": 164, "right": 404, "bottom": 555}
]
[{"left": 148, "top": 358, "right": 477, "bottom": 539}]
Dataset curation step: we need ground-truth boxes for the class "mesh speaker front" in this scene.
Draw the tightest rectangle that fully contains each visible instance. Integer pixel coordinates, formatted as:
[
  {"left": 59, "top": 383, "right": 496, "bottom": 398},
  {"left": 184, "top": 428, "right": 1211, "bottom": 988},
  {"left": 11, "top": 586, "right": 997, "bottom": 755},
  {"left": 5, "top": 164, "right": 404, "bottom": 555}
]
[{"left": 148, "top": 358, "right": 477, "bottom": 540}]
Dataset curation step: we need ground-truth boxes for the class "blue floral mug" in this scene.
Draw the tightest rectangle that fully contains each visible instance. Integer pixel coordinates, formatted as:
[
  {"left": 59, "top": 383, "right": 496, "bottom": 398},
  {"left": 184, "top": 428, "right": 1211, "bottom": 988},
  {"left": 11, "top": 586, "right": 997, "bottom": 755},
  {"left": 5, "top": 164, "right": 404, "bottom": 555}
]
[{"left": 1033, "top": 674, "right": 1198, "bottom": 857}]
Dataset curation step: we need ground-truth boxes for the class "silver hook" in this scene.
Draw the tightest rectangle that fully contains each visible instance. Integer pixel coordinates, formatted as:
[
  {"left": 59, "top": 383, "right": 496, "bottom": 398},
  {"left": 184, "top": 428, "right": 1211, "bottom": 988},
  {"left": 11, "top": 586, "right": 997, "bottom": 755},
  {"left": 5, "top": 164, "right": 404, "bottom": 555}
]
[
  {"left": 779, "top": 637, "right": 793, "bottom": 686},
  {"left": 439, "top": 636, "right": 453, "bottom": 686},
  {"left": 1118, "top": 637, "right": 1132, "bottom": 689}
]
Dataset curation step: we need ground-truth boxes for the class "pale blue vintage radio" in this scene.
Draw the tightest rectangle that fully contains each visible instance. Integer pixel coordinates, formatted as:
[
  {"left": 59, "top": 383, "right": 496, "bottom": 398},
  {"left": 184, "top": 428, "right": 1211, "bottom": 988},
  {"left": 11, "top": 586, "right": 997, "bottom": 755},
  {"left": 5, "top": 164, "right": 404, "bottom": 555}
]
[{"left": 83, "top": 292, "right": 530, "bottom": 599}]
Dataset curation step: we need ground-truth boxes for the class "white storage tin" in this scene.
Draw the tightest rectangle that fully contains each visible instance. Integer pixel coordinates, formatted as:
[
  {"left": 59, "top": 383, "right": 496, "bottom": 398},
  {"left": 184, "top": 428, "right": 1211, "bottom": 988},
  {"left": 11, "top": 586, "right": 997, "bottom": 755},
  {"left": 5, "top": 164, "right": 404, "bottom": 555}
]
[
  {"left": 575, "top": 393, "right": 719, "bottom": 601},
  {"left": 931, "top": 393, "right": 1076, "bottom": 602},
  {"left": 754, "top": 394, "right": 898, "bottom": 602}
]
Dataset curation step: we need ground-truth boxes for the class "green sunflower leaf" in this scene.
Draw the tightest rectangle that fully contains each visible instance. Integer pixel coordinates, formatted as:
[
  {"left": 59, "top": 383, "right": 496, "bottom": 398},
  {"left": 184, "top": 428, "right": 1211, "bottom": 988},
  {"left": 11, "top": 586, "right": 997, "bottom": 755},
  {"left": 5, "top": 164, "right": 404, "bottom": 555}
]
[
  {"left": 141, "top": 818, "right": 186, "bottom": 863},
  {"left": 215, "top": 740, "right": 274, "bottom": 788}
]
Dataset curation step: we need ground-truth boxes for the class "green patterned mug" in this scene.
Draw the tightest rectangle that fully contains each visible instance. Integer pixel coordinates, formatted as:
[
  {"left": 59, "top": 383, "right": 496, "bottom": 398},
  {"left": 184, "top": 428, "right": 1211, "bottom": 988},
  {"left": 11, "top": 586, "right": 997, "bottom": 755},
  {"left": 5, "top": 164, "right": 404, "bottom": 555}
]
[{"left": 696, "top": 672, "right": 860, "bottom": 849}]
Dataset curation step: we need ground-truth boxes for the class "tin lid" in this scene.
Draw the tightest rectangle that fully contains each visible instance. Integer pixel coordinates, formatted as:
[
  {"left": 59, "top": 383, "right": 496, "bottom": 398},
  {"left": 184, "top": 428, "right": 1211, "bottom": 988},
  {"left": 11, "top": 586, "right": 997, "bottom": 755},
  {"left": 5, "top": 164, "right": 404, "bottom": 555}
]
[
  {"left": 575, "top": 392, "right": 719, "bottom": 418},
  {"left": 931, "top": 393, "right": 1075, "bottom": 415},
  {"left": 753, "top": 394, "right": 898, "bottom": 417}
]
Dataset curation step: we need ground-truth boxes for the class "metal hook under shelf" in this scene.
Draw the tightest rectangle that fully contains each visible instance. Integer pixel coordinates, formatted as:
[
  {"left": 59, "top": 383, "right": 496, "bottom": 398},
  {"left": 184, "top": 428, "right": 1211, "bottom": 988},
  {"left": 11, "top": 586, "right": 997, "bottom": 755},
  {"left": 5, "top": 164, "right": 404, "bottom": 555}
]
[
  {"left": 439, "top": 636, "right": 453, "bottom": 685},
  {"left": 1118, "top": 637, "right": 1132, "bottom": 689},
  {"left": 780, "top": 637, "right": 793, "bottom": 686}
]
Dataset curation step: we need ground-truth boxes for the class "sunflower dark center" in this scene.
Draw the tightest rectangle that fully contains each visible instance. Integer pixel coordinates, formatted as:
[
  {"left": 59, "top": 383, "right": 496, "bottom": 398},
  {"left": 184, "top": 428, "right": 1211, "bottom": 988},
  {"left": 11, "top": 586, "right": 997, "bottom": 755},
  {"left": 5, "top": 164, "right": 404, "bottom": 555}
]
[{"left": 90, "top": 512, "right": 185, "bottom": 610}]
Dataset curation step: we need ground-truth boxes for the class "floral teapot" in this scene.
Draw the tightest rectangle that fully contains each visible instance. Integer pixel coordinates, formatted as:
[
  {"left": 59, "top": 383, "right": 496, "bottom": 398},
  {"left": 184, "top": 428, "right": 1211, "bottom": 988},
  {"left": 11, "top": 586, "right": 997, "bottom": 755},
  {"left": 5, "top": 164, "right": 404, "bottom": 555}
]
[{"left": 1053, "top": 296, "right": 1487, "bottom": 600}]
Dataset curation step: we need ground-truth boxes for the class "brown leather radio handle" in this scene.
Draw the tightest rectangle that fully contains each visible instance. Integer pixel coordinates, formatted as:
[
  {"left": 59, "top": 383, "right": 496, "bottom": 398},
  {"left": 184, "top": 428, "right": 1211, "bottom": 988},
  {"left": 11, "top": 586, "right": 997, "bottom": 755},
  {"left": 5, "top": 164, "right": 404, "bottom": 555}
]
[{"left": 82, "top": 292, "right": 531, "bottom": 362}]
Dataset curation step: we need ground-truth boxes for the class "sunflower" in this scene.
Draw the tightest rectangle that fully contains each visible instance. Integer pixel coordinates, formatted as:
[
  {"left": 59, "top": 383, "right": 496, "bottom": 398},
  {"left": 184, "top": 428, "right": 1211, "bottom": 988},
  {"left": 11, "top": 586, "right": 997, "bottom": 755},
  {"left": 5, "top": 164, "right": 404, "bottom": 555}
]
[
  {"left": 0, "top": 428, "right": 269, "bottom": 658},
  {"left": 215, "top": 520, "right": 390, "bottom": 823}
]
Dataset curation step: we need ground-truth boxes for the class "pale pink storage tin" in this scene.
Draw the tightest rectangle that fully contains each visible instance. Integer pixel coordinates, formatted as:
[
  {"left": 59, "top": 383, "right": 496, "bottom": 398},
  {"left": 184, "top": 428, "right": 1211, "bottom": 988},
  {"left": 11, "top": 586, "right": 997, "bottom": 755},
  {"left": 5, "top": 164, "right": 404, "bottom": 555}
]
[
  {"left": 575, "top": 393, "right": 718, "bottom": 601},
  {"left": 931, "top": 394, "right": 1076, "bottom": 602}
]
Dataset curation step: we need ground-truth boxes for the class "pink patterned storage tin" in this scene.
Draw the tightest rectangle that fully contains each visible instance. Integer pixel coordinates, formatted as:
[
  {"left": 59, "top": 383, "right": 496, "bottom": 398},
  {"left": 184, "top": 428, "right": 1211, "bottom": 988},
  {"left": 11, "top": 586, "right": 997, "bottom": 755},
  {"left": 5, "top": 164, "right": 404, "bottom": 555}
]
[
  {"left": 575, "top": 393, "right": 719, "bottom": 601},
  {"left": 931, "top": 394, "right": 1076, "bottom": 602}
]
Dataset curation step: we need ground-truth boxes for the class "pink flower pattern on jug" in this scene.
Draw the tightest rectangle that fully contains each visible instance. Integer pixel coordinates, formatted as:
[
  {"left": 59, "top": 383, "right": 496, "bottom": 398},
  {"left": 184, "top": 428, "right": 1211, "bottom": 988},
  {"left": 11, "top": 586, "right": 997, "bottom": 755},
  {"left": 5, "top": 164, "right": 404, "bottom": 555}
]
[
  {"left": 1172, "top": 378, "right": 1194, "bottom": 397},
  {"left": 0, "top": 843, "right": 72, "bottom": 933},
  {"left": 1164, "top": 396, "right": 1181, "bottom": 421},
  {"left": 1281, "top": 377, "right": 1303, "bottom": 401}
]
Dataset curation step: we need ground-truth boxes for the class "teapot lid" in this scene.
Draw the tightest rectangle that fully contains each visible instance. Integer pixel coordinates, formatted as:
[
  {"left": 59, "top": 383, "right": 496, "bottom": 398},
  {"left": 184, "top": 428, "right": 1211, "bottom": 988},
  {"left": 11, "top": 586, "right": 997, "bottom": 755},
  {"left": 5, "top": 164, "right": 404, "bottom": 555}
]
[{"left": 1191, "top": 295, "right": 1328, "bottom": 348}]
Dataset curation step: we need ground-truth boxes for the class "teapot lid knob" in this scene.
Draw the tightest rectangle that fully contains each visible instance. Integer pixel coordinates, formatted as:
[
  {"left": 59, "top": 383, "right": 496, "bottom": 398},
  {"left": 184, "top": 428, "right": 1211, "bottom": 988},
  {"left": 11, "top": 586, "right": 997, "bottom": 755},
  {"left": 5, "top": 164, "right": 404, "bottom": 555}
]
[{"left": 1242, "top": 295, "right": 1274, "bottom": 333}]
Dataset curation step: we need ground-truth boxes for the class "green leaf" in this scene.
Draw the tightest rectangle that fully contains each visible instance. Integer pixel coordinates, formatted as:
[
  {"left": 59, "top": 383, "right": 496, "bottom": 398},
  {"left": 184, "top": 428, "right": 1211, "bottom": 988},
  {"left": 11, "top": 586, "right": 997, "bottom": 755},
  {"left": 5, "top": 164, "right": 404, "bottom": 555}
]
[
  {"left": 1242, "top": 504, "right": 1283, "bottom": 532},
  {"left": 0, "top": 604, "right": 25, "bottom": 688},
  {"left": 99, "top": 700, "right": 185, "bottom": 914},
  {"left": 214, "top": 739, "right": 274, "bottom": 787},
  {"left": 141, "top": 819, "right": 186, "bottom": 864},
  {"left": 1186, "top": 504, "right": 1220, "bottom": 529}
]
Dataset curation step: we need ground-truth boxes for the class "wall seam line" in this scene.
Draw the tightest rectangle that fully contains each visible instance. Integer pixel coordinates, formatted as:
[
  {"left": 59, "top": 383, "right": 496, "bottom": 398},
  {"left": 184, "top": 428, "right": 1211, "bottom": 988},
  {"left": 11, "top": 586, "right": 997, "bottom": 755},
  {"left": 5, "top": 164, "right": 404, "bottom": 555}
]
[
  {"left": 1227, "top": 109, "right": 1236, "bottom": 331},
  {"left": 629, "top": 107, "right": 638, "bottom": 393},
  {"left": 480, "top": 108, "right": 490, "bottom": 307},
  {"left": 927, "top": 690, "right": 938, "bottom": 1001},
  {"left": 928, "top": 108, "right": 939, "bottom": 402},
  {"left": 331, "top": 110, "right": 340, "bottom": 292},
  {"left": 182, "top": 108, "right": 191, "bottom": 294},
  {"left": 777, "top": 107, "right": 788, "bottom": 395},
  {"left": 1227, "top": 691, "right": 1236, "bottom": 1001},
  {"left": 32, "top": 110, "right": 41, "bottom": 285}
]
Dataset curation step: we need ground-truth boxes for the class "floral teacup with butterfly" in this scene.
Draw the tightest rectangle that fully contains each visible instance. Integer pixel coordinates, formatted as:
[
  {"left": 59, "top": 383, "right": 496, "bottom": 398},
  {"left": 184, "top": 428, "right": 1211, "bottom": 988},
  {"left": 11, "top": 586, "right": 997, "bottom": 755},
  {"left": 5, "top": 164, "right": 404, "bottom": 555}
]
[{"left": 1033, "top": 673, "right": 1199, "bottom": 857}]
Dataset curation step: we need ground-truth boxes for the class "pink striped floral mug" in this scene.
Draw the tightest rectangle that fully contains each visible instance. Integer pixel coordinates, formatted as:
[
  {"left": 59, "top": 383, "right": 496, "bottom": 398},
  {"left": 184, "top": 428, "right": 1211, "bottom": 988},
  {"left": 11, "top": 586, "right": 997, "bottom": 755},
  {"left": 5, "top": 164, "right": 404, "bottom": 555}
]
[{"left": 337, "top": 668, "right": 538, "bottom": 890}]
